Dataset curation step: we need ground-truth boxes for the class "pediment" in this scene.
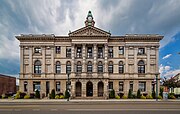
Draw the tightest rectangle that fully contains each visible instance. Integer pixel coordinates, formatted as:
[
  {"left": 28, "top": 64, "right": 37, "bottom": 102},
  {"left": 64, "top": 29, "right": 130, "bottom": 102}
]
[{"left": 69, "top": 26, "right": 111, "bottom": 37}]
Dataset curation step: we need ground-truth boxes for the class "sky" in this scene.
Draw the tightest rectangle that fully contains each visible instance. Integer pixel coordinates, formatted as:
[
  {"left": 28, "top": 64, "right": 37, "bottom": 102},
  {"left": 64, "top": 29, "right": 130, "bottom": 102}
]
[{"left": 0, "top": 0, "right": 180, "bottom": 84}]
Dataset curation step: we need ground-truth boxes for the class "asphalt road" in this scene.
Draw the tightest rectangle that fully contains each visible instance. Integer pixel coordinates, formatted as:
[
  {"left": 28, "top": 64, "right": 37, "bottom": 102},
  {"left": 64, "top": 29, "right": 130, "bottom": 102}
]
[{"left": 0, "top": 101, "right": 179, "bottom": 114}]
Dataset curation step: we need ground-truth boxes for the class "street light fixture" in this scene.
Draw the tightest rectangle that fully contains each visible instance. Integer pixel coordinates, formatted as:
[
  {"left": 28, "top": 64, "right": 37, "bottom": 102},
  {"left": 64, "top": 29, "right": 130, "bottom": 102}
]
[{"left": 155, "top": 73, "right": 159, "bottom": 101}]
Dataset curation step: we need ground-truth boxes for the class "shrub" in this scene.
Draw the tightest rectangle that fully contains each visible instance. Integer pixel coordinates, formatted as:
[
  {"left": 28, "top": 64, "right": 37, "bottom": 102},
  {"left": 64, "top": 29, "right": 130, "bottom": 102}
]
[
  {"left": 35, "top": 90, "right": 40, "bottom": 99},
  {"left": 128, "top": 89, "right": 133, "bottom": 99},
  {"left": 157, "top": 95, "right": 162, "bottom": 99},
  {"left": 132, "top": 94, "right": 137, "bottom": 99},
  {"left": 24, "top": 95, "right": 30, "bottom": 99},
  {"left": 118, "top": 93, "right": 124, "bottom": 98},
  {"left": 115, "top": 95, "right": 120, "bottom": 99},
  {"left": 14, "top": 91, "right": 20, "bottom": 99},
  {"left": 59, "top": 95, "right": 64, "bottom": 99},
  {"left": 152, "top": 91, "right": 156, "bottom": 99},
  {"left": 20, "top": 92, "right": 26, "bottom": 99},
  {"left": 169, "top": 95, "right": 176, "bottom": 99},
  {"left": 64, "top": 89, "right": 70, "bottom": 99},
  {"left": 141, "top": 95, "right": 146, "bottom": 99},
  {"left": 50, "top": 89, "right": 55, "bottom": 99},
  {"left": 159, "top": 87, "right": 163, "bottom": 97},
  {"left": 109, "top": 89, "right": 115, "bottom": 98},
  {"left": 1, "top": 94, "right": 6, "bottom": 99},
  {"left": 137, "top": 89, "right": 141, "bottom": 99},
  {"left": 55, "top": 95, "right": 60, "bottom": 99},
  {"left": 122, "top": 95, "right": 128, "bottom": 99},
  {"left": 146, "top": 95, "right": 153, "bottom": 99}
]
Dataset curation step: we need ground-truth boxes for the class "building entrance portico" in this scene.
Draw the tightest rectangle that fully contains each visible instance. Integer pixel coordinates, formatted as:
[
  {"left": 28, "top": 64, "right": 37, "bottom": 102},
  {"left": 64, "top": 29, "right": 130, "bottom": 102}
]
[{"left": 86, "top": 81, "right": 93, "bottom": 97}]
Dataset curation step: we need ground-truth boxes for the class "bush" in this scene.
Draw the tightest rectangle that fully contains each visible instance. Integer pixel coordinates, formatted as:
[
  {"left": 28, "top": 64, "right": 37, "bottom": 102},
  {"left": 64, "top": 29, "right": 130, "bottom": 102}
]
[
  {"left": 24, "top": 95, "right": 30, "bottom": 99},
  {"left": 55, "top": 95, "right": 60, "bottom": 99},
  {"left": 122, "top": 95, "right": 128, "bottom": 99},
  {"left": 35, "top": 90, "right": 40, "bottom": 99},
  {"left": 169, "top": 95, "right": 176, "bottom": 99},
  {"left": 137, "top": 89, "right": 141, "bottom": 99},
  {"left": 64, "top": 89, "right": 70, "bottom": 99},
  {"left": 128, "top": 89, "right": 133, "bottom": 99},
  {"left": 146, "top": 95, "right": 153, "bottom": 99},
  {"left": 20, "top": 92, "right": 27, "bottom": 99},
  {"left": 132, "top": 94, "right": 137, "bottom": 99},
  {"left": 1, "top": 94, "right": 6, "bottom": 99},
  {"left": 152, "top": 91, "right": 156, "bottom": 99},
  {"left": 118, "top": 93, "right": 124, "bottom": 98},
  {"left": 140, "top": 95, "right": 146, "bottom": 99},
  {"left": 159, "top": 87, "right": 163, "bottom": 97},
  {"left": 14, "top": 91, "right": 20, "bottom": 99},
  {"left": 109, "top": 89, "right": 115, "bottom": 98},
  {"left": 50, "top": 89, "right": 55, "bottom": 99},
  {"left": 157, "top": 95, "right": 162, "bottom": 99},
  {"left": 115, "top": 95, "right": 120, "bottom": 99},
  {"left": 59, "top": 95, "right": 64, "bottom": 99}
]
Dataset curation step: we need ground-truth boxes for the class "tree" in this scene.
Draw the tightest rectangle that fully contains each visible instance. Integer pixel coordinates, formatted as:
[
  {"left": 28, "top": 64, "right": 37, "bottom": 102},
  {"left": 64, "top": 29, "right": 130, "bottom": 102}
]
[
  {"left": 109, "top": 89, "right": 115, "bottom": 98},
  {"left": 35, "top": 90, "right": 40, "bottom": 99},
  {"left": 50, "top": 89, "right": 55, "bottom": 99},
  {"left": 128, "top": 89, "right": 133, "bottom": 99},
  {"left": 137, "top": 89, "right": 141, "bottom": 98},
  {"left": 64, "top": 89, "right": 70, "bottom": 99}
]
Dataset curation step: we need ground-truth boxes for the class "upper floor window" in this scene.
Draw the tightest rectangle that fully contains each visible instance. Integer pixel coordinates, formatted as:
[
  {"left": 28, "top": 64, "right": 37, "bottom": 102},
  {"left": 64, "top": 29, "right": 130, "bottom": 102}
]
[
  {"left": 119, "top": 61, "right": 124, "bottom": 74},
  {"left": 138, "top": 48, "right": 145, "bottom": 55},
  {"left": 56, "top": 46, "right": 61, "bottom": 54},
  {"left": 98, "top": 47, "right": 103, "bottom": 58},
  {"left": 87, "top": 47, "right": 93, "bottom": 58},
  {"left": 66, "top": 61, "right": 71, "bottom": 74},
  {"left": 138, "top": 60, "right": 145, "bottom": 73},
  {"left": 98, "top": 61, "right": 103, "bottom": 73},
  {"left": 108, "top": 61, "right": 113, "bottom": 74},
  {"left": 76, "top": 61, "right": 82, "bottom": 73},
  {"left": 66, "top": 47, "right": 71, "bottom": 58},
  {"left": 56, "top": 61, "right": 61, "bottom": 74},
  {"left": 119, "top": 46, "right": 124, "bottom": 55},
  {"left": 87, "top": 61, "right": 93, "bottom": 73},
  {"left": 34, "top": 47, "right": 41, "bottom": 53},
  {"left": 76, "top": 47, "right": 82, "bottom": 58},
  {"left": 34, "top": 60, "right": 41, "bottom": 74},
  {"left": 108, "top": 47, "right": 113, "bottom": 58},
  {"left": 139, "top": 82, "right": 146, "bottom": 92}
]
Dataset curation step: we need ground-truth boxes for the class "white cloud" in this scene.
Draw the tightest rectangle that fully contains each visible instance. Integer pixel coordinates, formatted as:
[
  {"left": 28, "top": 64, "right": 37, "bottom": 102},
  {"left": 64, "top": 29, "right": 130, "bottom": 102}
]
[
  {"left": 164, "top": 69, "right": 180, "bottom": 78},
  {"left": 162, "top": 54, "right": 172, "bottom": 59}
]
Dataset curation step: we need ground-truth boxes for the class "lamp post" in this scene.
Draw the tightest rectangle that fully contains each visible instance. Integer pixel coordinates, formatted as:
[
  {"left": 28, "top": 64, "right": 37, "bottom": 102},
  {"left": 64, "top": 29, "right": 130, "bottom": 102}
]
[
  {"left": 155, "top": 73, "right": 159, "bottom": 101},
  {"left": 67, "top": 73, "right": 71, "bottom": 101}
]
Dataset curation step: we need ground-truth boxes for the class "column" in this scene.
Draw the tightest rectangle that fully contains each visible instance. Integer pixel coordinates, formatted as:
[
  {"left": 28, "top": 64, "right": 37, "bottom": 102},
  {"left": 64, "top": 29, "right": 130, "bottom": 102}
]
[
  {"left": 42, "top": 46, "right": 46, "bottom": 77},
  {"left": 125, "top": 46, "right": 129, "bottom": 73},
  {"left": 29, "top": 46, "right": 33, "bottom": 77},
  {"left": 134, "top": 47, "right": 138, "bottom": 73},
  {"left": 93, "top": 81, "right": 98, "bottom": 97},
  {"left": 71, "top": 44, "right": 75, "bottom": 73},
  {"left": 20, "top": 46, "right": 24, "bottom": 74},
  {"left": 41, "top": 80, "right": 46, "bottom": 98},
  {"left": 71, "top": 80, "right": 75, "bottom": 98},
  {"left": 147, "top": 47, "right": 150, "bottom": 73},
  {"left": 82, "top": 44, "right": 86, "bottom": 73},
  {"left": 155, "top": 47, "right": 159, "bottom": 73},
  {"left": 93, "top": 44, "right": 97, "bottom": 73},
  {"left": 82, "top": 80, "right": 86, "bottom": 97},
  {"left": 28, "top": 80, "right": 33, "bottom": 94},
  {"left": 104, "top": 44, "right": 108, "bottom": 73},
  {"left": 51, "top": 46, "right": 55, "bottom": 74},
  {"left": 104, "top": 80, "right": 109, "bottom": 99}
]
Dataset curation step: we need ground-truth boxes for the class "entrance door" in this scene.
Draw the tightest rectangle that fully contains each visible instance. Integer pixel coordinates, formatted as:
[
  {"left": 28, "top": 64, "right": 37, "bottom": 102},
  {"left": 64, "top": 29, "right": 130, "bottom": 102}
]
[
  {"left": 75, "top": 82, "right": 82, "bottom": 97},
  {"left": 86, "top": 81, "right": 93, "bottom": 97},
  {"left": 98, "top": 81, "right": 104, "bottom": 97}
]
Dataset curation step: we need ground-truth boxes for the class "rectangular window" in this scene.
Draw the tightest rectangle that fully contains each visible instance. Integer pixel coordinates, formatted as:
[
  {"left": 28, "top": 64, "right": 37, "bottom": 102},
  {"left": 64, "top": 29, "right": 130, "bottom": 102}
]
[
  {"left": 98, "top": 65, "right": 103, "bottom": 73},
  {"left": 33, "top": 82, "right": 41, "bottom": 91},
  {"left": 34, "top": 47, "right": 41, "bottom": 53},
  {"left": 77, "top": 65, "right": 82, "bottom": 73},
  {"left": 56, "top": 65, "right": 61, "bottom": 74},
  {"left": 139, "top": 82, "right": 146, "bottom": 92},
  {"left": 46, "top": 81, "right": 50, "bottom": 96},
  {"left": 76, "top": 47, "right": 82, "bottom": 58},
  {"left": 108, "top": 47, "right": 113, "bottom": 58},
  {"left": 119, "top": 46, "right": 124, "bottom": 55},
  {"left": 138, "top": 48, "right": 145, "bottom": 55},
  {"left": 35, "top": 66, "right": 41, "bottom": 74},
  {"left": 119, "top": 65, "right": 124, "bottom": 74},
  {"left": 56, "top": 82, "right": 60, "bottom": 92},
  {"left": 98, "top": 47, "right": 103, "bottom": 58},
  {"left": 108, "top": 82, "right": 113, "bottom": 90},
  {"left": 119, "top": 82, "right": 124, "bottom": 91},
  {"left": 87, "top": 65, "right": 92, "bottom": 73},
  {"left": 108, "top": 65, "right": 113, "bottom": 74},
  {"left": 130, "top": 81, "right": 133, "bottom": 91},
  {"left": 152, "top": 81, "right": 155, "bottom": 92},
  {"left": 66, "top": 65, "right": 71, "bottom": 74},
  {"left": 66, "top": 47, "right": 71, "bottom": 58},
  {"left": 56, "top": 46, "right": 61, "bottom": 54},
  {"left": 24, "top": 81, "right": 28, "bottom": 92},
  {"left": 87, "top": 47, "right": 93, "bottom": 58}
]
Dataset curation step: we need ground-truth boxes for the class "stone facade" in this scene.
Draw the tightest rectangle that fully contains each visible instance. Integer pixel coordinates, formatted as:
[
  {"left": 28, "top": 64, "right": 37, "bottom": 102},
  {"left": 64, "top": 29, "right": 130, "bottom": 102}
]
[{"left": 16, "top": 11, "right": 163, "bottom": 99}]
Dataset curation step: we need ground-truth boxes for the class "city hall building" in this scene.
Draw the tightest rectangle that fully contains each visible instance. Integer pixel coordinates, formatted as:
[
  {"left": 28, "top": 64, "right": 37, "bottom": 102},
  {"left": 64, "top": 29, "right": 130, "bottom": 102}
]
[{"left": 16, "top": 11, "right": 163, "bottom": 99}]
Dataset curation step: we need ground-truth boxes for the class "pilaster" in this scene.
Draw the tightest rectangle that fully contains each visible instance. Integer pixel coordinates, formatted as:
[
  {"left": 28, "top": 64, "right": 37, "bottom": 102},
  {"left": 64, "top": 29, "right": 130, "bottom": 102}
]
[
  {"left": 125, "top": 46, "right": 129, "bottom": 73},
  {"left": 82, "top": 44, "right": 86, "bottom": 73},
  {"left": 147, "top": 47, "right": 150, "bottom": 73},
  {"left": 93, "top": 44, "right": 97, "bottom": 73}
]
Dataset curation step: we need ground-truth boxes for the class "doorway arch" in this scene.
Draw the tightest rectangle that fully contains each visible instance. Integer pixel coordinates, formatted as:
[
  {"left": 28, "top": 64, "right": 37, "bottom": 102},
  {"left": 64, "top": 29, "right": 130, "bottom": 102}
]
[
  {"left": 98, "top": 81, "right": 104, "bottom": 97},
  {"left": 75, "top": 82, "right": 82, "bottom": 97},
  {"left": 86, "top": 81, "right": 93, "bottom": 97}
]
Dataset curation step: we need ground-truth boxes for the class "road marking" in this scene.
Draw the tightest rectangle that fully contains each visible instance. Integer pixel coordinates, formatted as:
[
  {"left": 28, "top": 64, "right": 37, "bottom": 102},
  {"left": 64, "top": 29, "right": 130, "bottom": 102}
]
[
  {"left": 67, "top": 109, "right": 180, "bottom": 111},
  {"left": 50, "top": 109, "right": 58, "bottom": 111},
  {"left": 32, "top": 109, "right": 40, "bottom": 111}
]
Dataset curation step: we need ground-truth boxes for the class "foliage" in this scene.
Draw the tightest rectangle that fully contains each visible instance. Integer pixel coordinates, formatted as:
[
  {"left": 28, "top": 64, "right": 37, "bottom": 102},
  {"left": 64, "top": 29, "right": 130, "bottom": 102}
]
[
  {"left": 24, "top": 95, "right": 30, "bottom": 99},
  {"left": 128, "top": 89, "right": 133, "bottom": 99},
  {"left": 2, "top": 94, "right": 6, "bottom": 99},
  {"left": 157, "top": 95, "right": 162, "bottom": 99},
  {"left": 152, "top": 91, "right": 156, "bottom": 99},
  {"left": 118, "top": 93, "right": 124, "bottom": 98},
  {"left": 109, "top": 89, "right": 115, "bottom": 98},
  {"left": 115, "top": 95, "right": 120, "bottom": 99},
  {"left": 159, "top": 87, "right": 163, "bottom": 97},
  {"left": 168, "top": 93, "right": 176, "bottom": 99},
  {"left": 140, "top": 95, "right": 146, "bottom": 99},
  {"left": 163, "top": 77, "right": 179, "bottom": 89},
  {"left": 137, "top": 89, "right": 141, "bottom": 99},
  {"left": 146, "top": 95, "right": 153, "bottom": 99},
  {"left": 132, "top": 94, "right": 137, "bottom": 99},
  {"left": 55, "top": 95, "right": 60, "bottom": 99},
  {"left": 122, "top": 95, "right": 128, "bottom": 99},
  {"left": 14, "top": 91, "right": 21, "bottom": 99},
  {"left": 50, "top": 89, "right": 55, "bottom": 99},
  {"left": 35, "top": 90, "right": 40, "bottom": 99},
  {"left": 59, "top": 95, "right": 65, "bottom": 99},
  {"left": 64, "top": 89, "right": 70, "bottom": 99}
]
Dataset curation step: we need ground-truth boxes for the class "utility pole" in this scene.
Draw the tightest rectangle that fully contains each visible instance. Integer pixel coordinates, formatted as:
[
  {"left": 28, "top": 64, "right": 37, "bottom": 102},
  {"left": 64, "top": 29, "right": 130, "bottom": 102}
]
[{"left": 156, "top": 74, "right": 159, "bottom": 101}]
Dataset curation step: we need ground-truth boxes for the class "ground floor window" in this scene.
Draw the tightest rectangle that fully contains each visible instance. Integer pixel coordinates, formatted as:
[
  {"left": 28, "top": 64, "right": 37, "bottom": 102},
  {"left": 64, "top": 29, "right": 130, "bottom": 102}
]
[
  {"left": 139, "top": 82, "right": 146, "bottom": 92},
  {"left": 129, "top": 81, "right": 133, "bottom": 91},
  {"left": 24, "top": 81, "right": 28, "bottom": 92},
  {"left": 33, "top": 82, "right": 41, "bottom": 91},
  {"left": 56, "top": 82, "right": 61, "bottom": 92},
  {"left": 119, "top": 82, "right": 123, "bottom": 91},
  {"left": 108, "top": 82, "right": 113, "bottom": 90}
]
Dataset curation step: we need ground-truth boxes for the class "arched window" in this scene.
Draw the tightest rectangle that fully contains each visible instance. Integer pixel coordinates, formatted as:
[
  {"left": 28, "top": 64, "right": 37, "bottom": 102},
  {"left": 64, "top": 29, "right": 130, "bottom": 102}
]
[
  {"left": 138, "top": 60, "right": 145, "bottom": 73},
  {"left": 87, "top": 61, "right": 93, "bottom": 73},
  {"left": 108, "top": 61, "right": 113, "bottom": 74},
  {"left": 66, "top": 61, "right": 71, "bottom": 74},
  {"left": 119, "top": 61, "right": 124, "bottom": 74},
  {"left": 34, "top": 60, "right": 41, "bottom": 74},
  {"left": 56, "top": 61, "right": 61, "bottom": 74},
  {"left": 98, "top": 61, "right": 103, "bottom": 73},
  {"left": 76, "top": 61, "right": 82, "bottom": 73}
]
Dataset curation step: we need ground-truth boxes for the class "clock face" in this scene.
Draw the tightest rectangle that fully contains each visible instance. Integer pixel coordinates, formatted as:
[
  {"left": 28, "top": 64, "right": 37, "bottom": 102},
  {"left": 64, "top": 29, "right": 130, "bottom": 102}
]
[{"left": 88, "top": 17, "right": 92, "bottom": 22}]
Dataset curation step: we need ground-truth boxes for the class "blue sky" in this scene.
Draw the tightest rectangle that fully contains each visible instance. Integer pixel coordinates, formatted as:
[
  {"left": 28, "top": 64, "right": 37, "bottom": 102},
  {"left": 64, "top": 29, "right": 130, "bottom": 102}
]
[{"left": 0, "top": 0, "right": 180, "bottom": 84}]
